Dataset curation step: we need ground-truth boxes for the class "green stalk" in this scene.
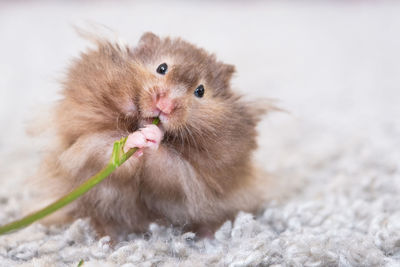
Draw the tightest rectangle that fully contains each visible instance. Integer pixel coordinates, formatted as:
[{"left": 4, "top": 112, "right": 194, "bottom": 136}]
[{"left": 0, "top": 117, "right": 160, "bottom": 235}]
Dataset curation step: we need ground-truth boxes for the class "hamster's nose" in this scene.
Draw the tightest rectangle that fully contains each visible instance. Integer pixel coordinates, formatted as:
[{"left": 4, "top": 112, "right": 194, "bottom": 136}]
[{"left": 156, "top": 95, "right": 175, "bottom": 115}]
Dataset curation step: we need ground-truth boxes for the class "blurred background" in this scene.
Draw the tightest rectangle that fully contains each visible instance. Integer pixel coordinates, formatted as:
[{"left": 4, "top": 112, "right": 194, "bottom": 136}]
[{"left": 0, "top": 0, "right": 400, "bottom": 187}]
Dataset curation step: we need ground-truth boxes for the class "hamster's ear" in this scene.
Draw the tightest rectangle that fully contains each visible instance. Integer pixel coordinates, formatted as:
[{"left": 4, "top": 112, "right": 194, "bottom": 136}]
[
  {"left": 212, "top": 63, "right": 236, "bottom": 95},
  {"left": 218, "top": 63, "right": 236, "bottom": 88},
  {"left": 133, "top": 32, "right": 161, "bottom": 61},
  {"left": 222, "top": 64, "right": 236, "bottom": 80},
  {"left": 139, "top": 32, "right": 161, "bottom": 46}
]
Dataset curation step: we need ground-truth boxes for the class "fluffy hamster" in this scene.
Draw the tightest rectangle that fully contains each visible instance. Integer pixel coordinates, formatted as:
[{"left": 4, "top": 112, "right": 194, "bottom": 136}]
[{"left": 38, "top": 32, "right": 272, "bottom": 238}]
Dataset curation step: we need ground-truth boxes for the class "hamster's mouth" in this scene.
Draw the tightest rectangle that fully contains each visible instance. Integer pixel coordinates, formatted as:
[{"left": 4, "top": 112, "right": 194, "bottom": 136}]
[
  {"left": 141, "top": 109, "right": 170, "bottom": 123},
  {"left": 138, "top": 110, "right": 164, "bottom": 128},
  {"left": 158, "top": 112, "right": 170, "bottom": 123}
]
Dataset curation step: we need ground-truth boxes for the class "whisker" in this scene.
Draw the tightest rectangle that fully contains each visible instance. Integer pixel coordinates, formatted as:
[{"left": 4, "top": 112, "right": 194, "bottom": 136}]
[
  {"left": 115, "top": 113, "right": 122, "bottom": 133},
  {"left": 184, "top": 124, "right": 198, "bottom": 153}
]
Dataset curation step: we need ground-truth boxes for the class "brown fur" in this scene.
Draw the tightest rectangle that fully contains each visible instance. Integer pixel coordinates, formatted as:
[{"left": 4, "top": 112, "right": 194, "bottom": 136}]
[{"left": 38, "top": 32, "right": 272, "bottom": 238}]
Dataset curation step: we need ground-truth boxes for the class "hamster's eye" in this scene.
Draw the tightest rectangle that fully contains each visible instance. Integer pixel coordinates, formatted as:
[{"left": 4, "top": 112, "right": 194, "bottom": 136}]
[
  {"left": 194, "top": 84, "right": 205, "bottom": 98},
  {"left": 156, "top": 63, "right": 168, "bottom": 75}
]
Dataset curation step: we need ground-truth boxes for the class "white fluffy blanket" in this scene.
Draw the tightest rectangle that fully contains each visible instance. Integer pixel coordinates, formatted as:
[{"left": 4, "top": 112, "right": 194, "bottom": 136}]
[{"left": 1, "top": 1, "right": 400, "bottom": 266}]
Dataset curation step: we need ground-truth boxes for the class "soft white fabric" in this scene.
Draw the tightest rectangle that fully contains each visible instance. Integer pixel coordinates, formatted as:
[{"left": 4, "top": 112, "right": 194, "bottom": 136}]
[{"left": 1, "top": 1, "right": 400, "bottom": 266}]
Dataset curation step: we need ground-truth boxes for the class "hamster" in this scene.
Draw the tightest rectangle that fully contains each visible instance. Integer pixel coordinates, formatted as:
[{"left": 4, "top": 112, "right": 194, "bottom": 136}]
[{"left": 38, "top": 32, "right": 272, "bottom": 239}]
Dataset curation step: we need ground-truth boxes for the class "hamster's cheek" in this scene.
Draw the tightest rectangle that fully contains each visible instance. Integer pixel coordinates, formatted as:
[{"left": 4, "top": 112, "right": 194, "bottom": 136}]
[{"left": 121, "top": 101, "right": 137, "bottom": 116}]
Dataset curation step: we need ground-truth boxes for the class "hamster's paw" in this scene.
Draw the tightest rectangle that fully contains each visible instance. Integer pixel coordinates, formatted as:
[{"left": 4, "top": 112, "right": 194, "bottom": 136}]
[
  {"left": 123, "top": 131, "right": 146, "bottom": 157},
  {"left": 139, "top": 124, "right": 164, "bottom": 150},
  {"left": 123, "top": 124, "right": 163, "bottom": 156}
]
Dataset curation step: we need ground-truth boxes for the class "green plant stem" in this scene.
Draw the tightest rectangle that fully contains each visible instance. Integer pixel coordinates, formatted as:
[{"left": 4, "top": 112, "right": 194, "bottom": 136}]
[{"left": 0, "top": 117, "right": 160, "bottom": 235}]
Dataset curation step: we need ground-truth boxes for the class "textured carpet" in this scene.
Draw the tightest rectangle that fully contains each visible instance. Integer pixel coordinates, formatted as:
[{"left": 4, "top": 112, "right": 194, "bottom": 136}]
[{"left": 1, "top": 1, "right": 400, "bottom": 266}]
